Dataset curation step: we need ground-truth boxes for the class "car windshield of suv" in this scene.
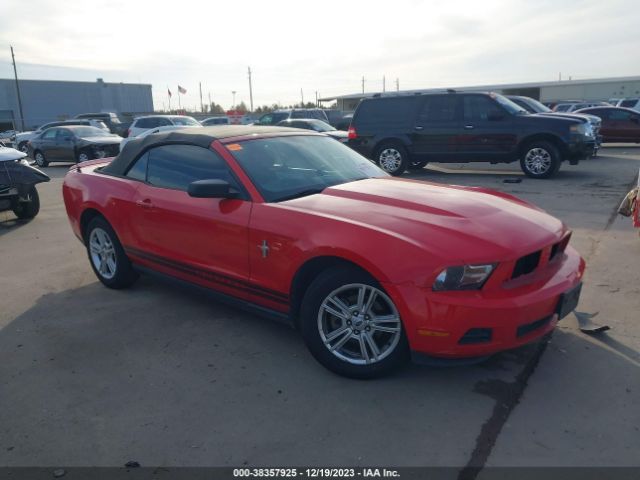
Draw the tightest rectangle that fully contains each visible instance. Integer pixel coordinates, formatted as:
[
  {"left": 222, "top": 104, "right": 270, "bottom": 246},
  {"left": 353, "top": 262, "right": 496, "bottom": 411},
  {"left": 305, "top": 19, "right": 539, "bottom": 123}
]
[
  {"left": 493, "top": 94, "right": 528, "bottom": 114},
  {"left": 555, "top": 104, "right": 572, "bottom": 112},
  {"left": 171, "top": 117, "right": 199, "bottom": 126},
  {"left": 72, "top": 127, "right": 111, "bottom": 138},
  {"left": 230, "top": 135, "right": 387, "bottom": 202},
  {"left": 620, "top": 99, "right": 638, "bottom": 108}
]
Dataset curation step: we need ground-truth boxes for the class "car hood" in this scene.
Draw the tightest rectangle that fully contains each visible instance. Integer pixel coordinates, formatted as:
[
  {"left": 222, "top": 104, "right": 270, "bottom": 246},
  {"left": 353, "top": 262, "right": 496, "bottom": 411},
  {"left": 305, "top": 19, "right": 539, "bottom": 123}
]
[
  {"left": 280, "top": 178, "right": 564, "bottom": 263},
  {"left": 527, "top": 113, "right": 582, "bottom": 126},
  {"left": 78, "top": 136, "right": 122, "bottom": 144},
  {"left": 534, "top": 112, "right": 600, "bottom": 124}
]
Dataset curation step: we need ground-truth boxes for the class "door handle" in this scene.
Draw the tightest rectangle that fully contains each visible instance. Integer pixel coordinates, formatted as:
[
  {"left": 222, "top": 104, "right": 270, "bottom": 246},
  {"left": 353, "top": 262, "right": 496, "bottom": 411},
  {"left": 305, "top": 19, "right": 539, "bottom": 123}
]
[
  {"left": 464, "top": 125, "right": 475, "bottom": 130},
  {"left": 136, "top": 199, "right": 153, "bottom": 209},
  {"left": 414, "top": 126, "right": 424, "bottom": 131}
]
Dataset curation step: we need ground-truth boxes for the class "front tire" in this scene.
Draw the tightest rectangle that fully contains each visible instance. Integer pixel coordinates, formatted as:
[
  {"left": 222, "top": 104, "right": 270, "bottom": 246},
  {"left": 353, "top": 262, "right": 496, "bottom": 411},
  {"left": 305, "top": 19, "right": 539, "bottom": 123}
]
[
  {"left": 34, "top": 150, "right": 48, "bottom": 167},
  {"left": 520, "top": 141, "right": 561, "bottom": 179},
  {"left": 12, "top": 186, "right": 40, "bottom": 219},
  {"left": 300, "top": 266, "right": 409, "bottom": 378},
  {"left": 85, "top": 216, "right": 139, "bottom": 289},
  {"left": 77, "top": 150, "right": 92, "bottom": 163},
  {"left": 374, "top": 142, "right": 408, "bottom": 176},
  {"left": 18, "top": 142, "right": 29, "bottom": 154}
]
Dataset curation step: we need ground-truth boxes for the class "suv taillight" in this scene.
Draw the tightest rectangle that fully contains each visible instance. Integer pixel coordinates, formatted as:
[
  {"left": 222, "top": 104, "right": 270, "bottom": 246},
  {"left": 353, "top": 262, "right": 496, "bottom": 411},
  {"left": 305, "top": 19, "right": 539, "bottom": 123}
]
[{"left": 348, "top": 126, "right": 357, "bottom": 140}]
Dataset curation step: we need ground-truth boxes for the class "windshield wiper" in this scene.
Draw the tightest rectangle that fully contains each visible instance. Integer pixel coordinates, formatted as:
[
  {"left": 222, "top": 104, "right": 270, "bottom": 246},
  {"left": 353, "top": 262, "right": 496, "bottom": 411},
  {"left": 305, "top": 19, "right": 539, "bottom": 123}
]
[{"left": 276, "top": 188, "right": 325, "bottom": 202}]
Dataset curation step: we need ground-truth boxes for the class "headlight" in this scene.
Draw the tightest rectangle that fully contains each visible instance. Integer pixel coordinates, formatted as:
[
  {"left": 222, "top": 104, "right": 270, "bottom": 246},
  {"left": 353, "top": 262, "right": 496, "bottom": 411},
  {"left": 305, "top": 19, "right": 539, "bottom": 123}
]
[
  {"left": 432, "top": 264, "right": 496, "bottom": 291},
  {"left": 570, "top": 123, "right": 593, "bottom": 137}
]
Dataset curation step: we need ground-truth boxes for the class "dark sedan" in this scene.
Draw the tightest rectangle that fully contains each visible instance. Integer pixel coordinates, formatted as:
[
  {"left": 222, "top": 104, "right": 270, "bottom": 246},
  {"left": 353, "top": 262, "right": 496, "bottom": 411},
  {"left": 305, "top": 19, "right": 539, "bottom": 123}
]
[
  {"left": 575, "top": 107, "right": 640, "bottom": 143},
  {"left": 276, "top": 119, "right": 348, "bottom": 143},
  {"left": 28, "top": 126, "right": 122, "bottom": 167}
]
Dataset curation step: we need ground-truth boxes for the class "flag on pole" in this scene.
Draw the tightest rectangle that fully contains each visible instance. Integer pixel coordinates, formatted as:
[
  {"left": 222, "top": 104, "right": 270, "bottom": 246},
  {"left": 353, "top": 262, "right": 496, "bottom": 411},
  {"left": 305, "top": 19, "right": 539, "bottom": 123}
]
[
  {"left": 167, "top": 88, "right": 172, "bottom": 98},
  {"left": 178, "top": 85, "right": 187, "bottom": 94}
]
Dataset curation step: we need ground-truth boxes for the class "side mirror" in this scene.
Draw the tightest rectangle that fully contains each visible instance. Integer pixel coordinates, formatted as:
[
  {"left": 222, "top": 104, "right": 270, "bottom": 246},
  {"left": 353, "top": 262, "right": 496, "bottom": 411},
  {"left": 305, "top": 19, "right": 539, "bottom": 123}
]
[
  {"left": 188, "top": 179, "right": 238, "bottom": 199},
  {"left": 488, "top": 112, "right": 505, "bottom": 121}
]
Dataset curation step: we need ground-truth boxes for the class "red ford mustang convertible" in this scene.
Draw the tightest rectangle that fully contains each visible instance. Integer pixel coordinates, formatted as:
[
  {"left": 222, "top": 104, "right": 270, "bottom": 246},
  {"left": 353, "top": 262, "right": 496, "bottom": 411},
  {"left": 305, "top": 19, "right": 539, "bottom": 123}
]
[{"left": 63, "top": 126, "right": 585, "bottom": 378}]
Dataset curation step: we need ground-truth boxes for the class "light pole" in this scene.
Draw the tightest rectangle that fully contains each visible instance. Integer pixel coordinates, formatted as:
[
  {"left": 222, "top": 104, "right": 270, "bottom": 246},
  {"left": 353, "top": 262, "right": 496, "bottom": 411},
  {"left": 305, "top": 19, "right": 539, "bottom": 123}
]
[{"left": 231, "top": 91, "right": 237, "bottom": 109}]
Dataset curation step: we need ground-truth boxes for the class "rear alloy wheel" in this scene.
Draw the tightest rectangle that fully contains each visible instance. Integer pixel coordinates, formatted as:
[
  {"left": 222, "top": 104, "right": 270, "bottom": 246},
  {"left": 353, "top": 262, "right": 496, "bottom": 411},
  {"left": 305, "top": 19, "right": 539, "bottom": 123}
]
[
  {"left": 375, "top": 142, "right": 408, "bottom": 176},
  {"left": 520, "top": 141, "right": 561, "bottom": 179},
  {"left": 34, "top": 150, "right": 48, "bottom": 167},
  {"left": 12, "top": 186, "right": 40, "bottom": 220},
  {"left": 408, "top": 159, "right": 428, "bottom": 171},
  {"left": 85, "top": 216, "right": 139, "bottom": 289},
  {"left": 300, "top": 267, "right": 409, "bottom": 378}
]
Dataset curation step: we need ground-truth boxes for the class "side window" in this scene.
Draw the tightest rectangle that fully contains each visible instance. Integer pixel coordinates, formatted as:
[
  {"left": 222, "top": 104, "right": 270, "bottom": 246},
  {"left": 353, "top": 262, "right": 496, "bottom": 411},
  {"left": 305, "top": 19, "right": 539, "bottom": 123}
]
[
  {"left": 610, "top": 110, "right": 632, "bottom": 121},
  {"left": 42, "top": 128, "right": 59, "bottom": 139},
  {"left": 57, "top": 129, "right": 73, "bottom": 140},
  {"left": 126, "top": 152, "right": 149, "bottom": 181},
  {"left": 158, "top": 118, "right": 173, "bottom": 127},
  {"left": 135, "top": 118, "right": 149, "bottom": 128},
  {"left": 463, "top": 96, "right": 502, "bottom": 122},
  {"left": 258, "top": 114, "right": 273, "bottom": 125},
  {"left": 588, "top": 109, "right": 608, "bottom": 119},
  {"left": 146, "top": 145, "right": 241, "bottom": 193},
  {"left": 419, "top": 96, "right": 459, "bottom": 123}
]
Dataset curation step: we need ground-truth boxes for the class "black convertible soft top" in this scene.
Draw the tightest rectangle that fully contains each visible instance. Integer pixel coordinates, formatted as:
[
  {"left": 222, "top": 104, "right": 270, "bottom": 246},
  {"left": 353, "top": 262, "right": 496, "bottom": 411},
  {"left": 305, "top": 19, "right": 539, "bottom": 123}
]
[{"left": 102, "top": 125, "right": 301, "bottom": 176}]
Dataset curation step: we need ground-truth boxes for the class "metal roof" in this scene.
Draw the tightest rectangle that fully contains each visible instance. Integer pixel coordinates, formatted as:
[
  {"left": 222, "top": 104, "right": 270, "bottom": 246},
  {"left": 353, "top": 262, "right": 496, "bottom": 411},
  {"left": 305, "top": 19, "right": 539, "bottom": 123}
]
[{"left": 319, "top": 75, "right": 640, "bottom": 102}]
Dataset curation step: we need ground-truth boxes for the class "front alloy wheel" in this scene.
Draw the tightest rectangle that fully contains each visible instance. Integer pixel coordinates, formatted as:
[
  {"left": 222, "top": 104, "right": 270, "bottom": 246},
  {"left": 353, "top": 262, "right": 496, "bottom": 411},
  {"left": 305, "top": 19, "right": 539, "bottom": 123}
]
[
  {"left": 318, "top": 284, "right": 401, "bottom": 366},
  {"left": 300, "top": 267, "right": 409, "bottom": 378},
  {"left": 520, "top": 141, "right": 561, "bottom": 179},
  {"left": 378, "top": 148, "right": 404, "bottom": 174},
  {"left": 78, "top": 151, "right": 91, "bottom": 162}
]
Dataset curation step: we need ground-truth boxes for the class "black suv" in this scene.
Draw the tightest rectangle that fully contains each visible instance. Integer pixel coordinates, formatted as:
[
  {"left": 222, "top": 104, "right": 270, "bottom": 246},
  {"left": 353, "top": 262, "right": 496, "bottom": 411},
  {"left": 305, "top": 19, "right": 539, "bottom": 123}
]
[{"left": 347, "top": 91, "right": 596, "bottom": 178}]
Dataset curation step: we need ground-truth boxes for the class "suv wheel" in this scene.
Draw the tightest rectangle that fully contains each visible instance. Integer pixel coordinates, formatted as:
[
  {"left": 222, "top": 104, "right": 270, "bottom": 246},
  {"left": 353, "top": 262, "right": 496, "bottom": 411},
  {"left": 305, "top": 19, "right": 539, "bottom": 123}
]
[
  {"left": 300, "top": 266, "right": 409, "bottom": 378},
  {"left": 12, "top": 186, "right": 40, "bottom": 220},
  {"left": 520, "top": 141, "right": 561, "bottom": 179},
  {"left": 375, "top": 142, "right": 408, "bottom": 176}
]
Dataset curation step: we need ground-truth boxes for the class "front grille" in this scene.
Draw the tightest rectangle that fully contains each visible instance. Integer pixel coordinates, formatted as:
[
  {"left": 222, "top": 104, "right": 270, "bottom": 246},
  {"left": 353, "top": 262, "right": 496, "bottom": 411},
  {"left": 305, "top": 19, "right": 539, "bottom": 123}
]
[
  {"left": 512, "top": 250, "right": 542, "bottom": 279},
  {"left": 516, "top": 315, "right": 552, "bottom": 337},
  {"left": 458, "top": 328, "right": 493, "bottom": 345}
]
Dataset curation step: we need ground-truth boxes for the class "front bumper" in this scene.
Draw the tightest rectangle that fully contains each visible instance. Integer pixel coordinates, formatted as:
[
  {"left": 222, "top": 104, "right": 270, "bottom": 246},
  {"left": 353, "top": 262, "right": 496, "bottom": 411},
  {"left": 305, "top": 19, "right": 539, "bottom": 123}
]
[
  {"left": 566, "top": 137, "right": 596, "bottom": 162},
  {"left": 383, "top": 246, "right": 585, "bottom": 359}
]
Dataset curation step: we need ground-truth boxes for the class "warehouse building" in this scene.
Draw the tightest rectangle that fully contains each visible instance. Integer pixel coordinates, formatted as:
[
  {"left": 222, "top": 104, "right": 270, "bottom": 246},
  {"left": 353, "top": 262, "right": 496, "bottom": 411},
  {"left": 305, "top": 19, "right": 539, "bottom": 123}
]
[
  {"left": 320, "top": 75, "right": 640, "bottom": 112},
  {"left": 0, "top": 78, "right": 153, "bottom": 131}
]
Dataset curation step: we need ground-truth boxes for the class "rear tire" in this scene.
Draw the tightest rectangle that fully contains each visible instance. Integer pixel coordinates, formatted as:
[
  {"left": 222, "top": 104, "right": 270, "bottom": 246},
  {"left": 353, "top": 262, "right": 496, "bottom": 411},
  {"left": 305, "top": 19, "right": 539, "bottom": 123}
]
[
  {"left": 77, "top": 150, "right": 92, "bottom": 163},
  {"left": 12, "top": 186, "right": 40, "bottom": 219},
  {"left": 374, "top": 142, "right": 408, "bottom": 176},
  {"left": 85, "top": 216, "right": 139, "bottom": 289},
  {"left": 18, "top": 142, "right": 29, "bottom": 154},
  {"left": 519, "top": 141, "right": 561, "bottom": 179},
  {"left": 300, "top": 266, "right": 409, "bottom": 378}
]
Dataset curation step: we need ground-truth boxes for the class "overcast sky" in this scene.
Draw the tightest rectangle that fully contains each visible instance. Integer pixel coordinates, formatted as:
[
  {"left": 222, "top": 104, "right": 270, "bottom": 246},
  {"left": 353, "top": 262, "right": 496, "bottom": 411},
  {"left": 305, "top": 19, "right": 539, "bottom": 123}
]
[{"left": 1, "top": 0, "right": 638, "bottom": 110}]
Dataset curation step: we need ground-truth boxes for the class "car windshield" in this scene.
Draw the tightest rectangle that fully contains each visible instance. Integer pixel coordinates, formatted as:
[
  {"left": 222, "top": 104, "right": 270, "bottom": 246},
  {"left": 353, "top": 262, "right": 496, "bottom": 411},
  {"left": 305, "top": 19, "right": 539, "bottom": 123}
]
[
  {"left": 493, "top": 94, "right": 528, "bottom": 114},
  {"left": 555, "top": 104, "right": 572, "bottom": 112},
  {"left": 523, "top": 98, "right": 551, "bottom": 113},
  {"left": 229, "top": 135, "right": 387, "bottom": 202},
  {"left": 73, "top": 126, "right": 112, "bottom": 137},
  {"left": 307, "top": 120, "right": 336, "bottom": 132},
  {"left": 171, "top": 117, "right": 199, "bottom": 126}
]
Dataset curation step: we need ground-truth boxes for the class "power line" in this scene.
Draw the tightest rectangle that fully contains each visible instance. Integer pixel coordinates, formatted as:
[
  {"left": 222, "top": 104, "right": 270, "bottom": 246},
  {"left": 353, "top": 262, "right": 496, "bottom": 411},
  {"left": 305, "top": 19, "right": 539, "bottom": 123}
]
[{"left": 10, "top": 46, "right": 25, "bottom": 131}]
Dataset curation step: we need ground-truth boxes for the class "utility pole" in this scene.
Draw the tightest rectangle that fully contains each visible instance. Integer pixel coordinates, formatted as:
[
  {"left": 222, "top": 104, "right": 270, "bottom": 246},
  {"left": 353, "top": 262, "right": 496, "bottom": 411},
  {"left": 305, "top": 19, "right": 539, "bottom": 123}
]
[
  {"left": 361, "top": 76, "right": 365, "bottom": 94},
  {"left": 300, "top": 88, "right": 304, "bottom": 106},
  {"left": 247, "top": 67, "right": 254, "bottom": 112},
  {"left": 208, "top": 92, "right": 212, "bottom": 112},
  {"left": 10, "top": 46, "right": 25, "bottom": 131},
  {"left": 199, "top": 82, "right": 204, "bottom": 113},
  {"left": 232, "top": 91, "right": 236, "bottom": 109},
  {"left": 383, "top": 75, "right": 386, "bottom": 92},
  {"left": 315, "top": 91, "right": 318, "bottom": 107},
  {"left": 396, "top": 78, "right": 399, "bottom": 91}
]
